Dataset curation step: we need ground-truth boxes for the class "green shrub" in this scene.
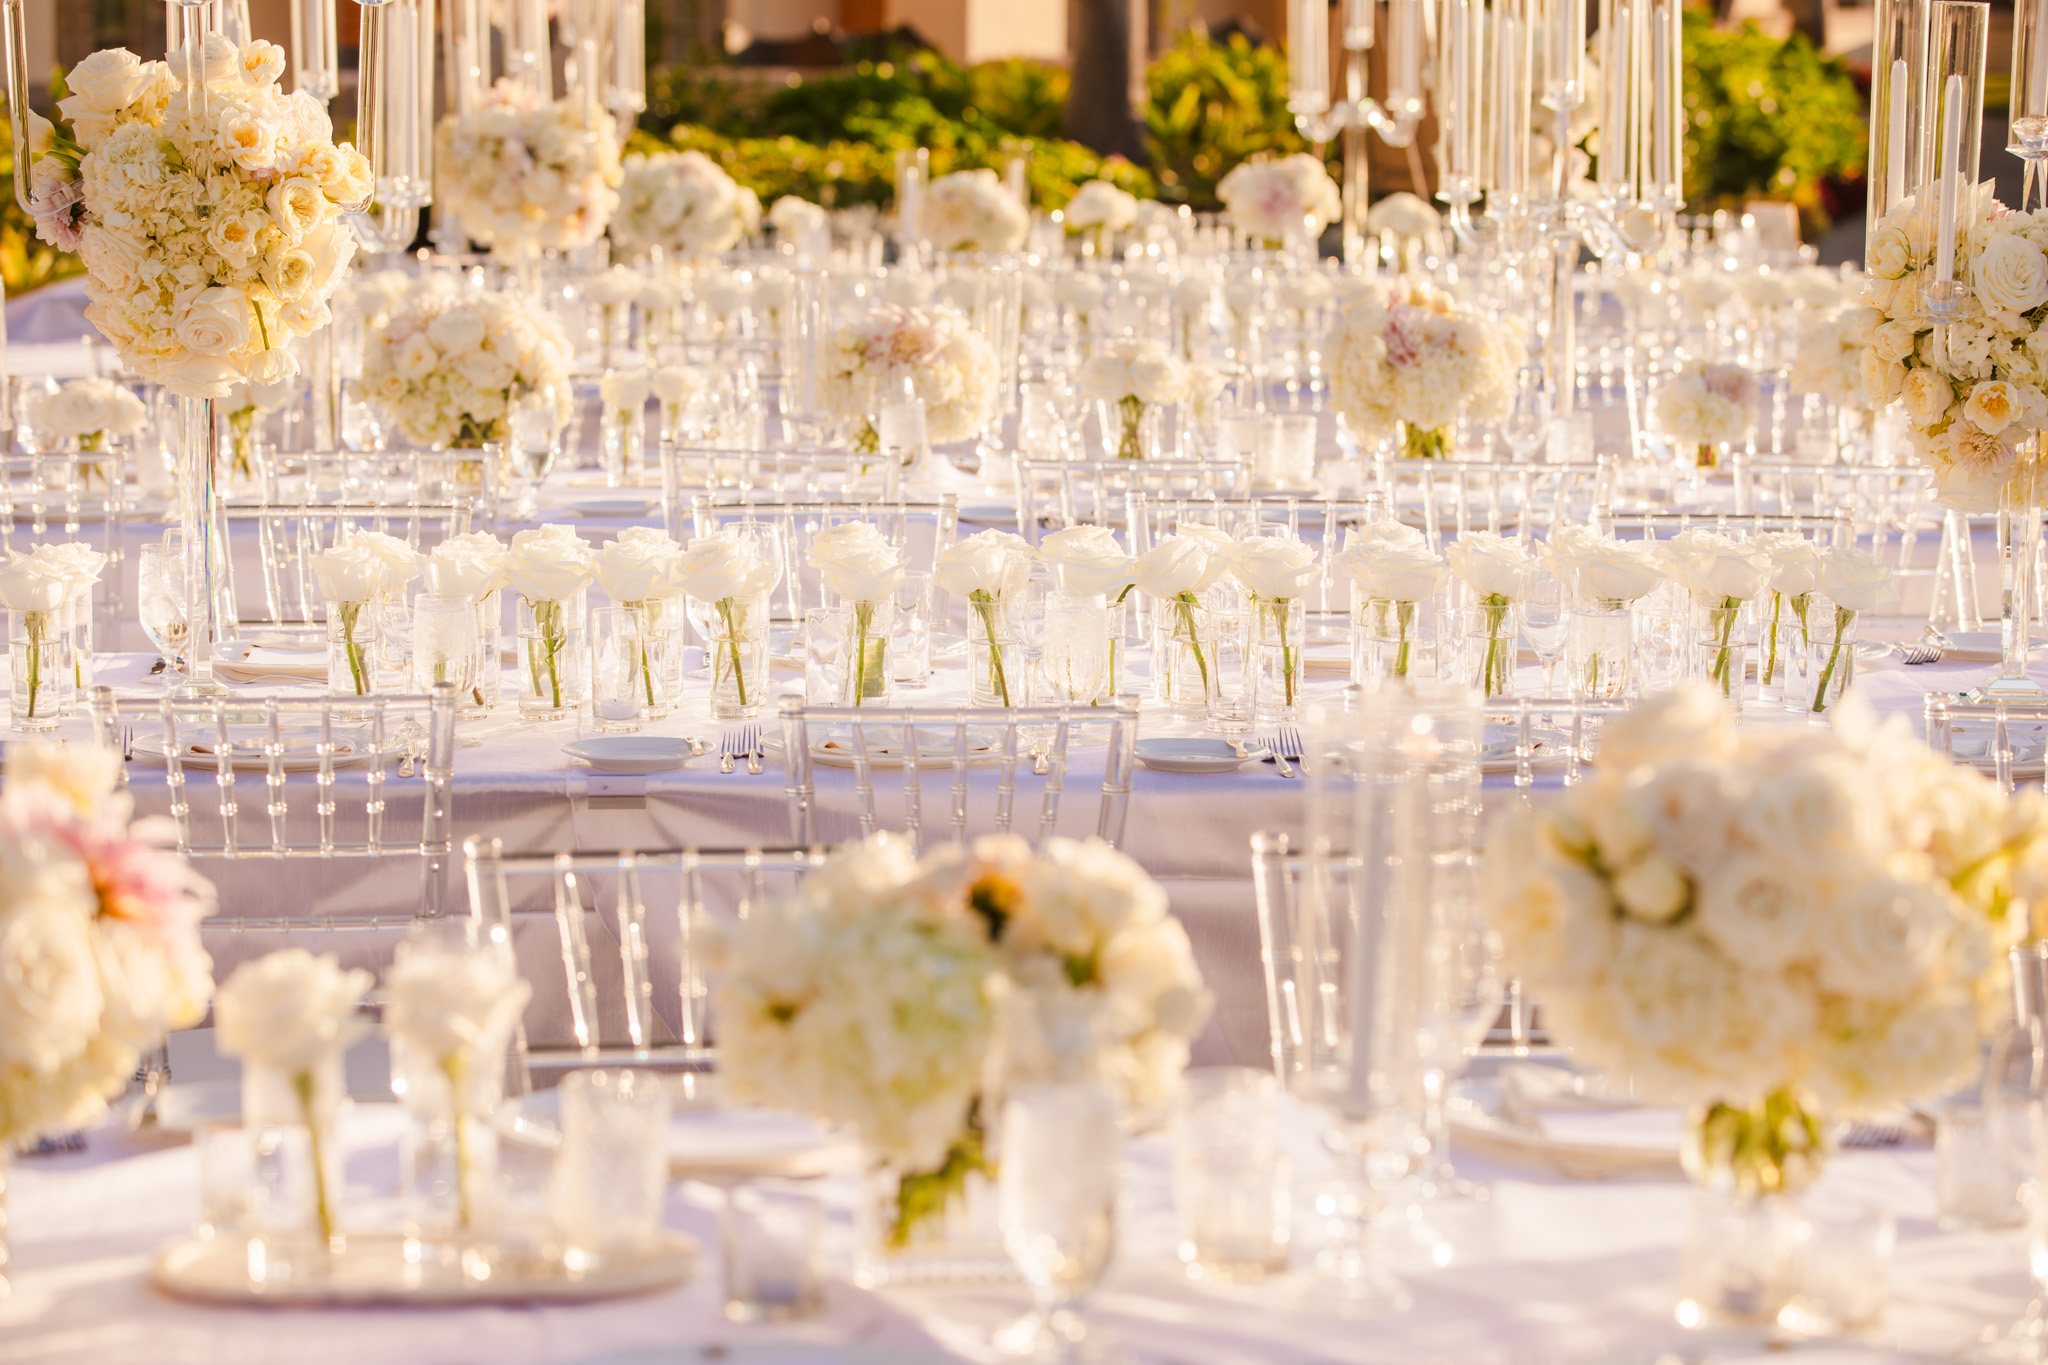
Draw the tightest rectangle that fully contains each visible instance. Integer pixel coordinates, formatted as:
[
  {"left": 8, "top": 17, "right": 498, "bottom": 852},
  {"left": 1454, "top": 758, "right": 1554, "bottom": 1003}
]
[
  {"left": 1676, "top": 10, "right": 1867, "bottom": 229},
  {"left": 1142, "top": 32, "right": 1316, "bottom": 209}
]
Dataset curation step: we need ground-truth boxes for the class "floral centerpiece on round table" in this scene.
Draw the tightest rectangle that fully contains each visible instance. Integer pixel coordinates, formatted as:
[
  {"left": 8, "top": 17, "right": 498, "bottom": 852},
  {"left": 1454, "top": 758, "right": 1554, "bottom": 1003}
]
[
  {"left": 436, "top": 80, "right": 622, "bottom": 255},
  {"left": 29, "top": 377, "right": 145, "bottom": 455},
  {"left": 1216, "top": 152, "right": 1342, "bottom": 246},
  {"left": 1079, "top": 337, "right": 1191, "bottom": 460},
  {"left": 0, "top": 742, "right": 214, "bottom": 1150},
  {"left": 821, "top": 304, "right": 999, "bottom": 454},
  {"left": 610, "top": 149, "right": 761, "bottom": 259},
  {"left": 922, "top": 169, "right": 1029, "bottom": 253},
  {"left": 1654, "top": 362, "right": 1758, "bottom": 469},
  {"left": 1063, "top": 179, "right": 1138, "bottom": 255},
  {"left": 1482, "top": 686, "right": 2043, "bottom": 1205},
  {"left": 1328, "top": 282, "right": 1517, "bottom": 459},
  {"left": 28, "top": 38, "right": 366, "bottom": 397},
  {"left": 716, "top": 833, "right": 1211, "bottom": 1264},
  {"left": 363, "top": 291, "right": 574, "bottom": 447}
]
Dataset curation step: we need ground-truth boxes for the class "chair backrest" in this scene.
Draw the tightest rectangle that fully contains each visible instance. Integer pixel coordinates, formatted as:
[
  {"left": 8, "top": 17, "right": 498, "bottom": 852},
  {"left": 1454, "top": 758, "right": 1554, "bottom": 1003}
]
[
  {"left": 88, "top": 683, "right": 461, "bottom": 922},
  {"left": 281, "top": 448, "right": 499, "bottom": 521},
  {"left": 463, "top": 837, "right": 825, "bottom": 1088},
  {"left": 1365, "top": 456, "right": 1611, "bottom": 550},
  {"left": 0, "top": 449, "right": 133, "bottom": 638},
  {"left": 688, "top": 493, "right": 960, "bottom": 621},
  {"left": 1014, "top": 457, "right": 1249, "bottom": 544},
  {"left": 1126, "top": 491, "right": 1373, "bottom": 623},
  {"left": 664, "top": 444, "right": 881, "bottom": 504},
  {"left": 778, "top": 696, "right": 1141, "bottom": 854},
  {"left": 1599, "top": 509, "right": 1854, "bottom": 547},
  {"left": 1481, "top": 695, "right": 1633, "bottom": 790},
  {"left": 1923, "top": 696, "right": 2048, "bottom": 795},
  {"left": 222, "top": 500, "right": 472, "bottom": 630}
]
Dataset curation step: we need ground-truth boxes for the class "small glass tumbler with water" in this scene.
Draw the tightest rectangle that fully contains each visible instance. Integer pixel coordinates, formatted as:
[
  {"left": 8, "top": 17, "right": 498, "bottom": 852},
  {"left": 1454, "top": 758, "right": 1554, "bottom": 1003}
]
[
  {"left": 1174, "top": 1068, "right": 1290, "bottom": 1283},
  {"left": 998, "top": 1081, "right": 1122, "bottom": 1360},
  {"left": 412, "top": 593, "right": 482, "bottom": 715},
  {"left": 588, "top": 607, "right": 646, "bottom": 733},
  {"left": 554, "top": 1068, "right": 671, "bottom": 1264},
  {"left": 892, "top": 570, "right": 934, "bottom": 688},
  {"left": 722, "top": 1181, "right": 826, "bottom": 1323}
]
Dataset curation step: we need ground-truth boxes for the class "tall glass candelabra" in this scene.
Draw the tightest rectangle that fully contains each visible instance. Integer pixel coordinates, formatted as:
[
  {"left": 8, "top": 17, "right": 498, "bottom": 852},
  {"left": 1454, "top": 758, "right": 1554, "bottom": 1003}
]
[{"left": 1287, "top": 0, "right": 1426, "bottom": 268}]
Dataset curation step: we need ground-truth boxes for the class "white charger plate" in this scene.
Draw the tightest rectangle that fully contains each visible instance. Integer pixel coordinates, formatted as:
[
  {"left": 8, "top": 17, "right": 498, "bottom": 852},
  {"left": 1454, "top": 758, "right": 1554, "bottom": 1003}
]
[
  {"left": 563, "top": 736, "right": 696, "bottom": 773},
  {"left": 1134, "top": 737, "right": 1270, "bottom": 774},
  {"left": 131, "top": 726, "right": 373, "bottom": 772}
]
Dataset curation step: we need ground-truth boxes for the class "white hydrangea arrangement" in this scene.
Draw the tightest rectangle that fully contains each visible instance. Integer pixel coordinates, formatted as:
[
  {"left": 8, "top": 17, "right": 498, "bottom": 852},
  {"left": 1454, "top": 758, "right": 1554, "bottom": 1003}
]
[
  {"left": 921, "top": 169, "right": 1029, "bottom": 253},
  {"left": 1862, "top": 187, "right": 2048, "bottom": 511},
  {"left": 1216, "top": 152, "right": 1342, "bottom": 244},
  {"left": 1063, "top": 179, "right": 1139, "bottom": 251},
  {"left": 1653, "top": 362, "right": 1758, "bottom": 466},
  {"left": 822, "top": 303, "right": 999, "bottom": 450},
  {"left": 717, "top": 832, "right": 1210, "bottom": 1244},
  {"left": 0, "top": 743, "right": 214, "bottom": 1147},
  {"left": 609, "top": 149, "right": 761, "bottom": 258},
  {"left": 1079, "top": 336, "right": 1192, "bottom": 460},
  {"left": 29, "top": 38, "right": 368, "bottom": 397},
  {"left": 362, "top": 291, "right": 573, "bottom": 447},
  {"left": 1792, "top": 304, "right": 1879, "bottom": 414},
  {"left": 435, "top": 81, "right": 622, "bottom": 254},
  {"left": 29, "top": 377, "right": 146, "bottom": 452},
  {"left": 1484, "top": 686, "right": 2048, "bottom": 1193},
  {"left": 1327, "top": 282, "right": 1518, "bottom": 458}
]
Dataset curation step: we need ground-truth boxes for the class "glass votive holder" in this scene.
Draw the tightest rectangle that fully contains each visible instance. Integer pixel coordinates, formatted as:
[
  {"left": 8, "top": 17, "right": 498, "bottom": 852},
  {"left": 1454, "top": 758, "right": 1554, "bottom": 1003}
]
[
  {"left": 555, "top": 1068, "right": 671, "bottom": 1264},
  {"left": 195, "top": 1119, "right": 256, "bottom": 1240},
  {"left": 1256, "top": 413, "right": 1318, "bottom": 488},
  {"left": 1936, "top": 1097, "right": 2029, "bottom": 1230},
  {"left": 721, "top": 1180, "right": 826, "bottom": 1322},
  {"left": 412, "top": 593, "right": 483, "bottom": 715},
  {"left": 1203, "top": 606, "right": 1254, "bottom": 734},
  {"left": 483, "top": 1128, "right": 562, "bottom": 1271},
  {"left": 891, "top": 570, "right": 934, "bottom": 689},
  {"left": 1173, "top": 1067, "right": 1290, "bottom": 1283},
  {"left": 587, "top": 607, "right": 646, "bottom": 734},
  {"left": 1777, "top": 1203, "right": 1895, "bottom": 1338},
  {"left": 803, "top": 605, "right": 850, "bottom": 705}
]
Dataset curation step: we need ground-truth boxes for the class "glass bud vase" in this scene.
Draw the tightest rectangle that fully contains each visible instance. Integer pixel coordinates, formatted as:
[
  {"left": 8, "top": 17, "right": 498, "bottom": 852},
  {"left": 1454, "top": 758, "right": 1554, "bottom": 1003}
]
[
  {"left": 242, "top": 1053, "right": 349, "bottom": 1264},
  {"left": 1155, "top": 595, "right": 1216, "bottom": 721},
  {"left": 707, "top": 592, "right": 769, "bottom": 720},
  {"left": 840, "top": 599, "right": 894, "bottom": 706},
  {"left": 1695, "top": 602, "right": 1746, "bottom": 703},
  {"left": 1098, "top": 395, "right": 1161, "bottom": 460},
  {"left": 1756, "top": 590, "right": 1812, "bottom": 707},
  {"left": 66, "top": 594, "right": 92, "bottom": 703},
  {"left": 9, "top": 607, "right": 63, "bottom": 733},
  {"left": 517, "top": 590, "right": 589, "bottom": 721},
  {"left": 1251, "top": 596, "right": 1304, "bottom": 723},
  {"left": 1808, "top": 599, "right": 1859, "bottom": 715},
  {"left": 602, "top": 408, "right": 645, "bottom": 487},
  {"left": 326, "top": 601, "right": 377, "bottom": 707},
  {"left": 1565, "top": 601, "right": 1634, "bottom": 700},
  {"left": 1677, "top": 1092, "right": 1826, "bottom": 1329}
]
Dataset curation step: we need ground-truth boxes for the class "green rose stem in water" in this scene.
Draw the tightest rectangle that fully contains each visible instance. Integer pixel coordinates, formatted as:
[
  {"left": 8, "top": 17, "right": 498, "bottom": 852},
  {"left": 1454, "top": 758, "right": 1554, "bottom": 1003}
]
[
  {"left": 968, "top": 588, "right": 1012, "bottom": 705},
  {"left": 337, "top": 601, "right": 369, "bottom": 695},
  {"left": 528, "top": 598, "right": 566, "bottom": 708}
]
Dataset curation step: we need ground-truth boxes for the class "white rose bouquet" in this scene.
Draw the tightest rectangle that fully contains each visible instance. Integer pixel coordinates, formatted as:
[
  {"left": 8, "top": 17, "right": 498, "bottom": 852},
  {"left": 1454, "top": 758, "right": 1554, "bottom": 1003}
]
[
  {"left": 1216, "top": 152, "right": 1342, "bottom": 244},
  {"left": 822, "top": 304, "right": 999, "bottom": 452},
  {"left": 0, "top": 742, "right": 213, "bottom": 1149},
  {"left": 1859, "top": 186, "right": 2048, "bottom": 511},
  {"left": 807, "top": 522, "right": 905, "bottom": 705},
  {"left": 1336, "top": 522, "right": 1447, "bottom": 679},
  {"left": 215, "top": 948, "right": 372, "bottom": 1241},
  {"left": 718, "top": 832, "right": 1208, "bottom": 1247},
  {"left": 1483, "top": 686, "right": 2047, "bottom": 1194},
  {"left": 364, "top": 289, "right": 573, "bottom": 448},
  {"left": 610, "top": 149, "right": 760, "bottom": 258},
  {"left": 435, "top": 80, "right": 622, "bottom": 255},
  {"left": 30, "top": 38, "right": 367, "bottom": 397},
  {"left": 1792, "top": 304, "right": 1880, "bottom": 414},
  {"left": 1654, "top": 362, "right": 1758, "bottom": 467},
  {"left": 1328, "top": 283, "right": 1517, "bottom": 458},
  {"left": 934, "top": 530, "right": 1037, "bottom": 706},
  {"left": 1079, "top": 337, "right": 1192, "bottom": 460},
  {"left": 1446, "top": 531, "right": 1535, "bottom": 696},
  {"left": 505, "top": 524, "right": 596, "bottom": 714},
  {"left": 921, "top": 169, "right": 1029, "bottom": 253},
  {"left": 1063, "top": 179, "right": 1138, "bottom": 256}
]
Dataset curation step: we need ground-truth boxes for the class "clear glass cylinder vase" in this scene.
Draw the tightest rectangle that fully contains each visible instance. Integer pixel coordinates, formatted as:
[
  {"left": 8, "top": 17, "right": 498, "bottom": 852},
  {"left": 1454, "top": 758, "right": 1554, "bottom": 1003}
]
[
  {"left": 1694, "top": 602, "right": 1746, "bottom": 702},
  {"left": 9, "top": 607, "right": 63, "bottom": 732},
  {"left": 517, "top": 590, "right": 589, "bottom": 720},
  {"left": 1154, "top": 596, "right": 1216, "bottom": 720},
  {"left": 475, "top": 591, "right": 503, "bottom": 712},
  {"left": 1807, "top": 600, "right": 1859, "bottom": 715},
  {"left": 1097, "top": 395, "right": 1162, "bottom": 460},
  {"left": 1566, "top": 602, "right": 1634, "bottom": 700},
  {"left": 242, "top": 1054, "right": 348, "bottom": 1258},
  {"left": 326, "top": 601, "right": 377, "bottom": 701},
  {"left": 839, "top": 600, "right": 894, "bottom": 706},
  {"left": 706, "top": 593, "right": 770, "bottom": 720},
  {"left": 1756, "top": 590, "right": 1812, "bottom": 706},
  {"left": 1251, "top": 596, "right": 1305, "bottom": 722}
]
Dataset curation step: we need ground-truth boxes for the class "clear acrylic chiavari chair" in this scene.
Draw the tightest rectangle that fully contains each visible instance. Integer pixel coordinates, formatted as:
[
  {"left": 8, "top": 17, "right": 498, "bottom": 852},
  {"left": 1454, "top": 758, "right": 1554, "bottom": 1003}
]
[
  {"left": 663, "top": 443, "right": 886, "bottom": 505},
  {"left": 88, "top": 682, "right": 462, "bottom": 924},
  {"left": 462, "top": 837, "right": 825, "bottom": 1091},
  {"left": 687, "top": 493, "right": 961, "bottom": 623},
  {"left": 1013, "top": 456, "right": 1250, "bottom": 544},
  {"left": 1923, "top": 696, "right": 2048, "bottom": 796},
  {"left": 778, "top": 696, "right": 1142, "bottom": 854},
  {"left": 222, "top": 500, "right": 473, "bottom": 639},
  {"left": 0, "top": 447, "right": 134, "bottom": 639},
  {"left": 283, "top": 448, "right": 501, "bottom": 521}
]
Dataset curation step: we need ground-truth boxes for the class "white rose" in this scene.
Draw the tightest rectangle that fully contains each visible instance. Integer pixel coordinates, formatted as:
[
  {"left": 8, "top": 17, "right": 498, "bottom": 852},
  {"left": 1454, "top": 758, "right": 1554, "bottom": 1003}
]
[
  {"left": 1866, "top": 228, "right": 1911, "bottom": 280},
  {"left": 1816, "top": 544, "right": 1894, "bottom": 613},
  {"left": 806, "top": 522, "right": 905, "bottom": 603},
  {"left": 424, "top": 531, "right": 510, "bottom": 602},
  {"left": 934, "top": 533, "right": 1023, "bottom": 599},
  {"left": 175, "top": 286, "right": 252, "bottom": 357},
  {"left": 309, "top": 542, "right": 385, "bottom": 605},
  {"left": 1964, "top": 379, "right": 2032, "bottom": 435},
  {"left": 599, "top": 369, "right": 652, "bottom": 411},
  {"left": 1336, "top": 542, "right": 1447, "bottom": 603},
  {"left": 1751, "top": 531, "right": 1822, "bottom": 595},
  {"left": 1693, "top": 852, "right": 1812, "bottom": 969},
  {"left": 213, "top": 948, "right": 374, "bottom": 1075},
  {"left": 396, "top": 334, "right": 441, "bottom": 381},
  {"left": 1128, "top": 352, "right": 1190, "bottom": 404},
  {"left": 1078, "top": 352, "right": 1134, "bottom": 402},
  {"left": 0, "top": 896, "right": 104, "bottom": 1073},
  {"left": 1975, "top": 233, "right": 2048, "bottom": 314},
  {"left": 1481, "top": 811, "right": 1615, "bottom": 989},
  {"left": 1064, "top": 180, "right": 1139, "bottom": 231},
  {"left": 1869, "top": 321, "right": 1919, "bottom": 365},
  {"left": 1611, "top": 853, "right": 1689, "bottom": 924},
  {"left": 0, "top": 552, "right": 75, "bottom": 612},
  {"left": 593, "top": 534, "right": 684, "bottom": 603},
  {"left": 1901, "top": 367, "right": 1954, "bottom": 426},
  {"left": 650, "top": 365, "right": 707, "bottom": 406},
  {"left": 1228, "top": 536, "right": 1320, "bottom": 600},
  {"left": 1656, "top": 528, "right": 1770, "bottom": 603},
  {"left": 1038, "top": 525, "right": 1135, "bottom": 597},
  {"left": 30, "top": 541, "right": 108, "bottom": 601},
  {"left": 506, "top": 524, "right": 596, "bottom": 603},
  {"left": 1444, "top": 531, "right": 1536, "bottom": 601},
  {"left": 676, "top": 531, "right": 775, "bottom": 603},
  {"left": 383, "top": 937, "right": 531, "bottom": 1067},
  {"left": 454, "top": 349, "right": 514, "bottom": 392},
  {"left": 1815, "top": 878, "right": 1954, "bottom": 999},
  {"left": 1862, "top": 349, "right": 1907, "bottom": 405},
  {"left": 1132, "top": 535, "right": 1227, "bottom": 599},
  {"left": 1545, "top": 526, "right": 1664, "bottom": 603},
  {"left": 426, "top": 308, "right": 488, "bottom": 354}
]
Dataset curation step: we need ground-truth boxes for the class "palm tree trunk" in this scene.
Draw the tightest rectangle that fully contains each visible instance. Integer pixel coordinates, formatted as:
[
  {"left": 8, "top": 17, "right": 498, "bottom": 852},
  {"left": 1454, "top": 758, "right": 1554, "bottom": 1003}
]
[{"left": 1065, "top": 0, "right": 1147, "bottom": 161}]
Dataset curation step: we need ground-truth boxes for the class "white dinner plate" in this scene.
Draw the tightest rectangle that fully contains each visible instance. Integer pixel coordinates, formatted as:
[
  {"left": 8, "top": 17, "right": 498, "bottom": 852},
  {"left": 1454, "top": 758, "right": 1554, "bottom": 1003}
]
[
  {"left": 795, "top": 724, "right": 1013, "bottom": 769},
  {"left": 1937, "top": 630, "right": 2048, "bottom": 663},
  {"left": 1948, "top": 727, "right": 2048, "bottom": 778},
  {"left": 956, "top": 500, "right": 1020, "bottom": 525},
  {"left": 1480, "top": 724, "right": 1574, "bottom": 775},
  {"left": 564, "top": 493, "right": 656, "bottom": 518},
  {"left": 563, "top": 736, "right": 695, "bottom": 773},
  {"left": 131, "top": 726, "right": 374, "bottom": 772},
  {"left": 212, "top": 639, "right": 329, "bottom": 686},
  {"left": 1134, "top": 736, "right": 1270, "bottom": 774}
]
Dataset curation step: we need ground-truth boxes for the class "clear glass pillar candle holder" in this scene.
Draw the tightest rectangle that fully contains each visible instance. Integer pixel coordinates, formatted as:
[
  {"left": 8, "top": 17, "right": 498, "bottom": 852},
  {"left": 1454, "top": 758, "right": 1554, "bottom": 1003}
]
[
  {"left": 9, "top": 607, "right": 65, "bottom": 732},
  {"left": 1041, "top": 592, "right": 1111, "bottom": 706},
  {"left": 326, "top": 600, "right": 378, "bottom": 701},
  {"left": 1250, "top": 596, "right": 1305, "bottom": 722},
  {"left": 702, "top": 592, "right": 769, "bottom": 721},
  {"left": 517, "top": 590, "right": 588, "bottom": 721},
  {"left": 411, "top": 594, "right": 483, "bottom": 716},
  {"left": 1174, "top": 1069, "right": 1290, "bottom": 1283},
  {"left": 588, "top": 608, "right": 647, "bottom": 733},
  {"left": 1566, "top": 602, "right": 1635, "bottom": 700},
  {"left": 555, "top": 1069, "right": 671, "bottom": 1260}
]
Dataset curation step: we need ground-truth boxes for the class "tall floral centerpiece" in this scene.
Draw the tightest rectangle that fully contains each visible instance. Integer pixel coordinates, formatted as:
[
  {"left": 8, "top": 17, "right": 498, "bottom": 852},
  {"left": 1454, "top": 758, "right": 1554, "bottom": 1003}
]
[
  {"left": 1328, "top": 283, "right": 1517, "bottom": 459},
  {"left": 1864, "top": 188, "right": 2048, "bottom": 698},
  {"left": 808, "top": 522, "right": 905, "bottom": 705},
  {"left": 436, "top": 81, "right": 622, "bottom": 266},
  {"left": 717, "top": 833, "right": 1210, "bottom": 1280},
  {"left": 611, "top": 150, "right": 759, "bottom": 261},
  {"left": 1483, "top": 687, "right": 2046, "bottom": 1322},
  {"left": 1654, "top": 362, "right": 1758, "bottom": 470},
  {"left": 1079, "top": 337, "right": 1191, "bottom": 460},
  {"left": 363, "top": 292, "right": 573, "bottom": 448},
  {"left": 0, "top": 742, "right": 214, "bottom": 1293},
  {"left": 922, "top": 169, "right": 1030, "bottom": 254},
  {"left": 30, "top": 37, "right": 367, "bottom": 692},
  {"left": 1216, "top": 153, "right": 1341, "bottom": 250},
  {"left": 822, "top": 304, "right": 999, "bottom": 456},
  {"left": 934, "top": 530, "right": 1037, "bottom": 706}
]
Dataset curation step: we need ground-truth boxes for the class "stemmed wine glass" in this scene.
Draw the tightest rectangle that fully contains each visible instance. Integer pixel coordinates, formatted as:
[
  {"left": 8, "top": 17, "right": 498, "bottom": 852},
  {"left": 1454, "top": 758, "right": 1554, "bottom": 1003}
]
[
  {"left": 1520, "top": 574, "right": 1568, "bottom": 697},
  {"left": 996, "top": 1081, "right": 1121, "bottom": 1361},
  {"left": 1500, "top": 365, "right": 1551, "bottom": 463},
  {"left": 138, "top": 534, "right": 190, "bottom": 680},
  {"left": 507, "top": 381, "right": 561, "bottom": 520}
]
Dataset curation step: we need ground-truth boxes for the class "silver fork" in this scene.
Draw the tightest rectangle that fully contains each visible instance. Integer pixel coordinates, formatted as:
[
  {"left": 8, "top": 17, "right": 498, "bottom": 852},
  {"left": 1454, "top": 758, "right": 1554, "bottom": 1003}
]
[
  {"left": 720, "top": 724, "right": 757, "bottom": 775},
  {"left": 1895, "top": 638, "right": 1944, "bottom": 664}
]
